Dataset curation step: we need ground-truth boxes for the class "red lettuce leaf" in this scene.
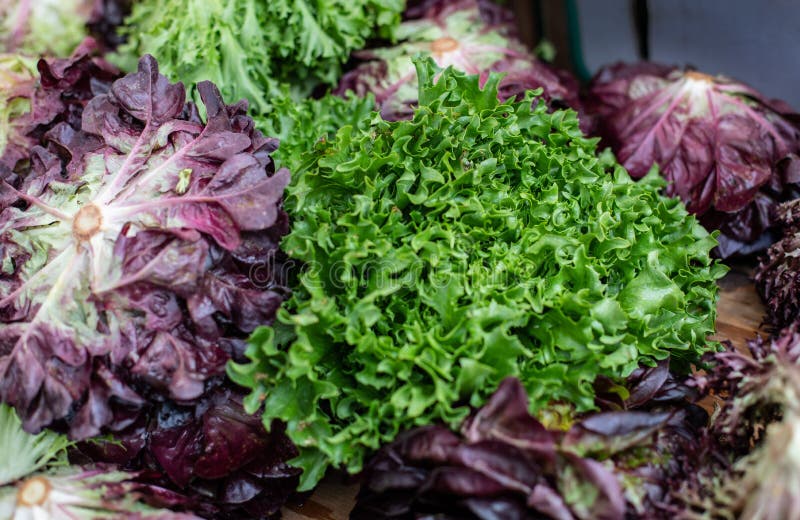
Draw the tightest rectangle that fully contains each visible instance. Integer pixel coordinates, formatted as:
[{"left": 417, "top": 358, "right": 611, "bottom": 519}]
[
  {"left": 0, "top": 39, "right": 117, "bottom": 178},
  {"left": 73, "top": 386, "right": 300, "bottom": 519}
]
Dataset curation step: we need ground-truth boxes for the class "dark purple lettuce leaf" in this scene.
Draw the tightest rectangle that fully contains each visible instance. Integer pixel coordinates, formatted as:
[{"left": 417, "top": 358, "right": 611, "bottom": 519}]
[
  {"left": 353, "top": 374, "right": 707, "bottom": 520},
  {"left": 334, "top": 0, "right": 583, "bottom": 125},
  {"left": 0, "top": 39, "right": 117, "bottom": 179},
  {"left": 586, "top": 62, "right": 800, "bottom": 257},
  {"left": 73, "top": 386, "right": 300, "bottom": 519},
  {"left": 0, "top": 55, "right": 290, "bottom": 442},
  {"left": 755, "top": 197, "right": 800, "bottom": 328}
]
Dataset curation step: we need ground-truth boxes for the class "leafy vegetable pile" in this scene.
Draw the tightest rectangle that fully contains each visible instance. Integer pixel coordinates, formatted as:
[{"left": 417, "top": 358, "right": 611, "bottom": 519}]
[
  {"left": 335, "top": 0, "right": 582, "bottom": 122},
  {"left": 230, "top": 59, "right": 725, "bottom": 490},
  {"left": 3, "top": 1, "right": 798, "bottom": 518},
  {"left": 0, "top": 404, "right": 194, "bottom": 519},
  {"left": 587, "top": 62, "right": 800, "bottom": 258},
  {"left": 116, "top": 0, "right": 404, "bottom": 117},
  {"left": 353, "top": 372, "right": 705, "bottom": 519},
  {"left": 756, "top": 198, "right": 800, "bottom": 328}
]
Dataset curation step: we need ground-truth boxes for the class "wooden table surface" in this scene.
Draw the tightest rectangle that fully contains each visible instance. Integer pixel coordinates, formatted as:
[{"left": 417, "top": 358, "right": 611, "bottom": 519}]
[{"left": 282, "top": 264, "right": 767, "bottom": 520}]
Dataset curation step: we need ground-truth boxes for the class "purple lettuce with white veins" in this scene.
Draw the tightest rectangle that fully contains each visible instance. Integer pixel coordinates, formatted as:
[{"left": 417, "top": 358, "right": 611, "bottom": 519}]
[
  {"left": 0, "top": 54, "right": 290, "bottom": 439},
  {"left": 587, "top": 62, "right": 800, "bottom": 257}
]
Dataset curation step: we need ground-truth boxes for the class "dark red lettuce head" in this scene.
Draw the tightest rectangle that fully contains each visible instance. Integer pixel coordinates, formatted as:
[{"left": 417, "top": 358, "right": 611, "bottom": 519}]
[
  {"left": 0, "top": 54, "right": 290, "bottom": 440},
  {"left": 353, "top": 373, "right": 707, "bottom": 520},
  {"left": 335, "top": 0, "right": 583, "bottom": 125},
  {"left": 0, "top": 39, "right": 117, "bottom": 179},
  {"left": 587, "top": 62, "right": 800, "bottom": 257},
  {"left": 755, "top": 197, "right": 800, "bottom": 328}
]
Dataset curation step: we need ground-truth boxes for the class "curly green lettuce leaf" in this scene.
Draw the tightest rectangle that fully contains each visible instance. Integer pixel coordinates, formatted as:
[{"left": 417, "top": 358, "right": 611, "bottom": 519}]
[
  {"left": 230, "top": 58, "right": 726, "bottom": 490},
  {"left": 116, "top": 0, "right": 404, "bottom": 118}
]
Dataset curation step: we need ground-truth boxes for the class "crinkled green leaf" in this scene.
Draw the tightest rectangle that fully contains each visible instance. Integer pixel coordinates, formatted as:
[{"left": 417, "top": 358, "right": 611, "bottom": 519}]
[
  {"left": 230, "top": 58, "right": 726, "bottom": 490},
  {"left": 116, "top": 0, "right": 404, "bottom": 118}
]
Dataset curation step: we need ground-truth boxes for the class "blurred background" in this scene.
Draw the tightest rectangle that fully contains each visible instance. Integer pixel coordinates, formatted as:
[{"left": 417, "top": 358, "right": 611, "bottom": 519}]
[{"left": 510, "top": 0, "right": 800, "bottom": 108}]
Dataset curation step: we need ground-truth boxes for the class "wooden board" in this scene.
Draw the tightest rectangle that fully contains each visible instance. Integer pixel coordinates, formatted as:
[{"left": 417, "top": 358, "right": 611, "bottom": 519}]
[{"left": 282, "top": 266, "right": 767, "bottom": 519}]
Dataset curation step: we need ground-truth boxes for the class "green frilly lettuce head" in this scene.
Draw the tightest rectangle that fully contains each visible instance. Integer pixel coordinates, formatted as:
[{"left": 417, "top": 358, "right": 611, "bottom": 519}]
[
  {"left": 115, "top": 0, "right": 404, "bottom": 119},
  {"left": 229, "top": 58, "right": 727, "bottom": 490}
]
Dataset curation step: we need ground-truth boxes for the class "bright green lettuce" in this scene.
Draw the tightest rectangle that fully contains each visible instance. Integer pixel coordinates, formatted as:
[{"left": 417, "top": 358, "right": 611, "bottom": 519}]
[
  {"left": 229, "top": 59, "right": 727, "bottom": 490},
  {"left": 116, "top": 0, "right": 403, "bottom": 117}
]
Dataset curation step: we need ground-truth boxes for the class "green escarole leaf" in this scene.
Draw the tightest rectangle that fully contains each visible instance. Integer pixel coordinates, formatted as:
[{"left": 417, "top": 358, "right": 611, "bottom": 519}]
[
  {"left": 229, "top": 58, "right": 727, "bottom": 491},
  {"left": 116, "top": 0, "right": 403, "bottom": 118}
]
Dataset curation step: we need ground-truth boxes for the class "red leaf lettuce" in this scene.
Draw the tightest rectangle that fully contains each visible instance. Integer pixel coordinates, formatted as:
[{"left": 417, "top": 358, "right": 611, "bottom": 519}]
[
  {"left": 73, "top": 386, "right": 301, "bottom": 519},
  {"left": 0, "top": 54, "right": 290, "bottom": 442},
  {"left": 0, "top": 40, "right": 118, "bottom": 177}
]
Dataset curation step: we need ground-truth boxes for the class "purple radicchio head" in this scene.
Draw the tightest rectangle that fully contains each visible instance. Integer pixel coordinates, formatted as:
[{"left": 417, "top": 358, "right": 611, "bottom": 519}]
[{"left": 587, "top": 62, "right": 800, "bottom": 258}]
